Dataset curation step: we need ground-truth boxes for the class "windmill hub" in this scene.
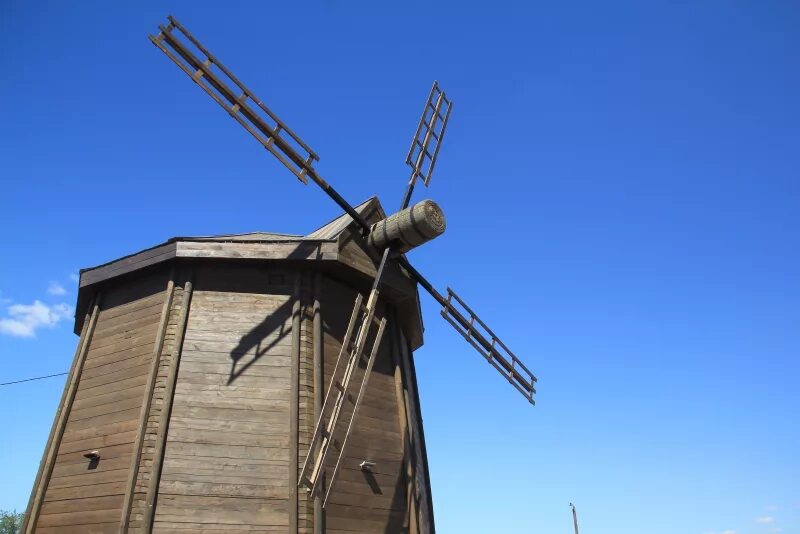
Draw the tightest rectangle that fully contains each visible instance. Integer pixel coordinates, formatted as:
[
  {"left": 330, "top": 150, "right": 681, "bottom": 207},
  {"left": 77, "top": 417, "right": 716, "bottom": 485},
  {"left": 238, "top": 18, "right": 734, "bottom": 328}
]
[{"left": 367, "top": 199, "right": 446, "bottom": 253}]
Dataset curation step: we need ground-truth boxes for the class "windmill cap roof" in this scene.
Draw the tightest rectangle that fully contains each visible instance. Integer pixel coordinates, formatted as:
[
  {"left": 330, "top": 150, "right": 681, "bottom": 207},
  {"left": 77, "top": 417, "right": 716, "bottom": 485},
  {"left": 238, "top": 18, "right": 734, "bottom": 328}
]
[
  {"left": 72, "top": 196, "right": 423, "bottom": 349},
  {"left": 79, "top": 197, "right": 381, "bottom": 277},
  {"left": 168, "top": 197, "right": 382, "bottom": 244}
]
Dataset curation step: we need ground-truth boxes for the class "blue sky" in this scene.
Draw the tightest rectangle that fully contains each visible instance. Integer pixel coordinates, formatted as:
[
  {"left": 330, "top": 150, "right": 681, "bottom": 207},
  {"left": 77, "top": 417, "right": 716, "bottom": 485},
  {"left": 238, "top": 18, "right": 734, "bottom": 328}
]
[{"left": 1, "top": 1, "right": 798, "bottom": 532}]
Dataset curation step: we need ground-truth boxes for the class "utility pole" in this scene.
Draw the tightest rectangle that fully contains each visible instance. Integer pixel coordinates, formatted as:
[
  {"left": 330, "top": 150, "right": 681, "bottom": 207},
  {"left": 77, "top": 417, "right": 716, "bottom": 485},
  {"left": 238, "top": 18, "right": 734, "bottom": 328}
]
[{"left": 570, "top": 503, "right": 580, "bottom": 534}]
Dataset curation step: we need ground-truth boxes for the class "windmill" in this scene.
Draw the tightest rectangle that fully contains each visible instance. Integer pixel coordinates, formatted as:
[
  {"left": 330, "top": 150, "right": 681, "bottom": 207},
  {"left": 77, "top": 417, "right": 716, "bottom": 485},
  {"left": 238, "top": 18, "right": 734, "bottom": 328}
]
[
  {"left": 149, "top": 14, "right": 537, "bottom": 509},
  {"left": 22, "top": 14, "right": 538, "bottom": 534}
]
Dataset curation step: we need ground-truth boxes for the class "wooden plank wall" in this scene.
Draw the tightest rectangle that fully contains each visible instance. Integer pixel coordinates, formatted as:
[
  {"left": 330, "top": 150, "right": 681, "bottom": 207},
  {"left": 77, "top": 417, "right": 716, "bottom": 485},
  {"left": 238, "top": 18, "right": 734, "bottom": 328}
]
[
  {"left": 127, "top": 281, "right": 185, "bottom": 531},
  {"left": 23, "top": 298, "right": 98, "bottom": 534},
  {"left": 151, "top": 266, "right": 296, "bottom": 532},
  {"left": 34, "top": 272, "right": 170, "bottom": 534},
  {"left": 297, "top": 275, "right": 315, "bottom": 533},
  {"left": 319, "top": 276, "right": 410, "bottom": 534},
  {"left": 396, "top": 323, "right": 435, "bottom": 534}
]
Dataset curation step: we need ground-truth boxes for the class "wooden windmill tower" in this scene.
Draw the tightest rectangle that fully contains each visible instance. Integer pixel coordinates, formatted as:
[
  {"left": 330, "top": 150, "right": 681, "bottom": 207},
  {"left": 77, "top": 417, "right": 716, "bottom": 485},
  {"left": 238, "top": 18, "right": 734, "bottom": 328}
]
[{"left": 22, "top": 15, "right": 537, "bottom": 534}]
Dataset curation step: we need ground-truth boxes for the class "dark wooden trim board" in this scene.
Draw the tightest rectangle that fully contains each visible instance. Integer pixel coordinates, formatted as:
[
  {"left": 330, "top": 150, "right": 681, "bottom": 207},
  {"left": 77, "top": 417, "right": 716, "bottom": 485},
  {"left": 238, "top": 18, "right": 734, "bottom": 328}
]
[
  {"left": 79, "top": 240, "right": 338, "bottom": 289},
  {"left": 23, "top": 295, "right": 102, "bottom": 534},
  {"left": 401, "top": 331, "right": 436, "bottom": 533},
  {"left": 312, "top": 273, "right": 324, "bottom": 534},
  {"left": 80, "top": 244, "right": 177, "bottom": 288},
  {"left": 143, "top": 279, "right": 193, "bottom": 531},
  {"left": 289, "top": 275, "right": 301, "bottom": 533},
  {"left": 119, "top": 276, "right": 175, "bottom": 530},
  {"left": 389, "top": 309, "right": 419, "bottom": 534}
]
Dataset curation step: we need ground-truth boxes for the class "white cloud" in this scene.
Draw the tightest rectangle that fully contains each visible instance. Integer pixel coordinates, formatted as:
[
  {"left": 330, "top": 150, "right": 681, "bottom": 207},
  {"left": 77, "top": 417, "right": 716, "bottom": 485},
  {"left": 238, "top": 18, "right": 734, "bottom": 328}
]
[
  {"left": 0, "top": 300, "right": 74, "bottom": 338},
  {"left": 757, "top": 517, "right": 775, "bottom": 524},
  {"left": 721, "top": 530, "right": 736, "bottom": 534},
  {"left": 69, "top": 272, "right": 79, "bottom": 283},
  {"left": 47, "top": 281, "right": 67, "bottom": 296}
]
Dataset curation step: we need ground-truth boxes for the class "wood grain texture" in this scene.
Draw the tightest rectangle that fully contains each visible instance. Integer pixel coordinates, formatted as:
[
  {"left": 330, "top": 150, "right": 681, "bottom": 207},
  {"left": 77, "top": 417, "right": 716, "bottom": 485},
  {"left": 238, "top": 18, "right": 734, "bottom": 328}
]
[
  {"left": 56, "top": 223, "right": 434, "bottom": 533},
  {"left": 152, "top": 273, "right": 293, "bottom": 531},
  {"left": 312, "top": 273, "right": 325, "bottom": 534},
  {"left": 32, "top": 275, "right": 168, "bottom": 532},
  {"left": 143, "top": 279, "right": 193, "bottom": 531},
  {"left": 176, "top": 240, "right": 337, "bottom": 262},
  {"left": 398, "top": 327, "right": 435, "bottom": 533},
  {"left": 121, "top": 276, "right": 175, "bottom": 531},
  {"left": 290, "top": 275, "right": 301, "bottom": 533},
  {"left": 22, "top": 297, "right": 98, "bottom": 533},
  {"left": 319, "top": 275, "right": 411, "bottom": 533},
  {"left": 389, "top": 311, "right": 419, "bottom": 534},
  {"left": 80, "top": 243, "right": 177, "bottom": 287}
]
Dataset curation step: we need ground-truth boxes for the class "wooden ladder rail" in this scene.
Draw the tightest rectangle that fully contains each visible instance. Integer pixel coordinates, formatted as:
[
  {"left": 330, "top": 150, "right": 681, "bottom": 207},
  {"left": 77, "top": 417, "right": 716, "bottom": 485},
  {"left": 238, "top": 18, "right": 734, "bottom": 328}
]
[
  {"left": 322, "top": 316, "right": 386, "bottom": 508},
  {"left": 298, "top": 292, "right": 387, "bottom": 502},
  {"left": 297, "top": 293, "right": 364, "bottom": 491},
  {"left": 299, "top": 247, "right": 394, "bottom": 504}
]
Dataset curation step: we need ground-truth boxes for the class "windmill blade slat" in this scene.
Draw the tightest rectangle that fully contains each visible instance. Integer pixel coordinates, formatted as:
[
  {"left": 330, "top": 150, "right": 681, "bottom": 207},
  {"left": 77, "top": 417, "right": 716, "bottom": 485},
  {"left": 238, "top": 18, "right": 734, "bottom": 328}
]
[
  {"left": 151, "top": 22, "right": 314, "bottom": 180},
  {"left": 165, "top": 15, "right": 319, "bottom": 161},
  {"left": 150, "top": 17, "right": 371, "bottom": 230},
  {"left": 398, "top": 257, "right": 537, "bottom": 404},
  {"left": 399, "top": 81, "right": 453, "bottom": 210},
  {"left": 440, "top": 289, "right": 537, "bottom": 403},
  {"left": 300, "top": 248, "right": 394, "bottom": 506}
]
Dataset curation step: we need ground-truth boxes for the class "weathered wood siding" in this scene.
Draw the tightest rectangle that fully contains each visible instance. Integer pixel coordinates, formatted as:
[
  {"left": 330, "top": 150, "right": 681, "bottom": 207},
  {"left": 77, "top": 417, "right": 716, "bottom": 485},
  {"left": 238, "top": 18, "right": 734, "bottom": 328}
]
[
  {"left": 34, "top": 273, "right": 169, "bottom": 534},
  {"left": 127, "top": 282, "right": 185, "bottom": 531},
  {"left": 319, "top": 276, "right": 410, "bottom": 534},
  {"left": 29, "top": 252, "right": 433, "bottom": 533},
  {"left": 297, "top": 276, "right": 315, "bottom": 533},
  {"left": 151, "top": 266, "right": 296, "bottom": 532},
  {"left": 395, "top": 322, "right": 435, "bottom": 533}
]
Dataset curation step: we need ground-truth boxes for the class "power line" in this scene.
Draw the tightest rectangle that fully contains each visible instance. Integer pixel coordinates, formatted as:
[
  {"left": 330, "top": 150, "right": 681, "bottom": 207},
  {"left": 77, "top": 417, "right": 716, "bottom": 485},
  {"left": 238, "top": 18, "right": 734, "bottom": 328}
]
[{"left": 0, "top": 372, "right": 68, "bottom": 387}]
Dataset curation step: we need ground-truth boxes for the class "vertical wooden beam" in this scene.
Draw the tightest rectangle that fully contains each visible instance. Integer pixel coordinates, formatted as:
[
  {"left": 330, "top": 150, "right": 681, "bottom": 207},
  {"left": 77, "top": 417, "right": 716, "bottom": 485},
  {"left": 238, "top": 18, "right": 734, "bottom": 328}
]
[
  {"left": 143, "top": 278, "right": 193, "bottom": 532},
  {"left": 22, "top": 293, "right": 102, "bottom": 534},
  {"left": 312, "top": 273, "right": 324, "bottom": 534},
  {"left": 399, "top": 333, "right": 436, "bottom": 533},
  {"left": 388, "top": 309, "right": 419, "bottom": 534},
  {"left": 290, "top": 274, "right": 301, "bottom": 533},
  {"left": 120, "top": 274, "right": 175, "bottom": 531}
]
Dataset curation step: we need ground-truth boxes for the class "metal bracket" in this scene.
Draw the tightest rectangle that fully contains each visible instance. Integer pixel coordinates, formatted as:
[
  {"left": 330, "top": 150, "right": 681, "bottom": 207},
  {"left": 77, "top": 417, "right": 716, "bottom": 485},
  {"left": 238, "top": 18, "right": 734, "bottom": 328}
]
[{"left": 359, "top": 460, "right": 376, "bottom": 472}]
